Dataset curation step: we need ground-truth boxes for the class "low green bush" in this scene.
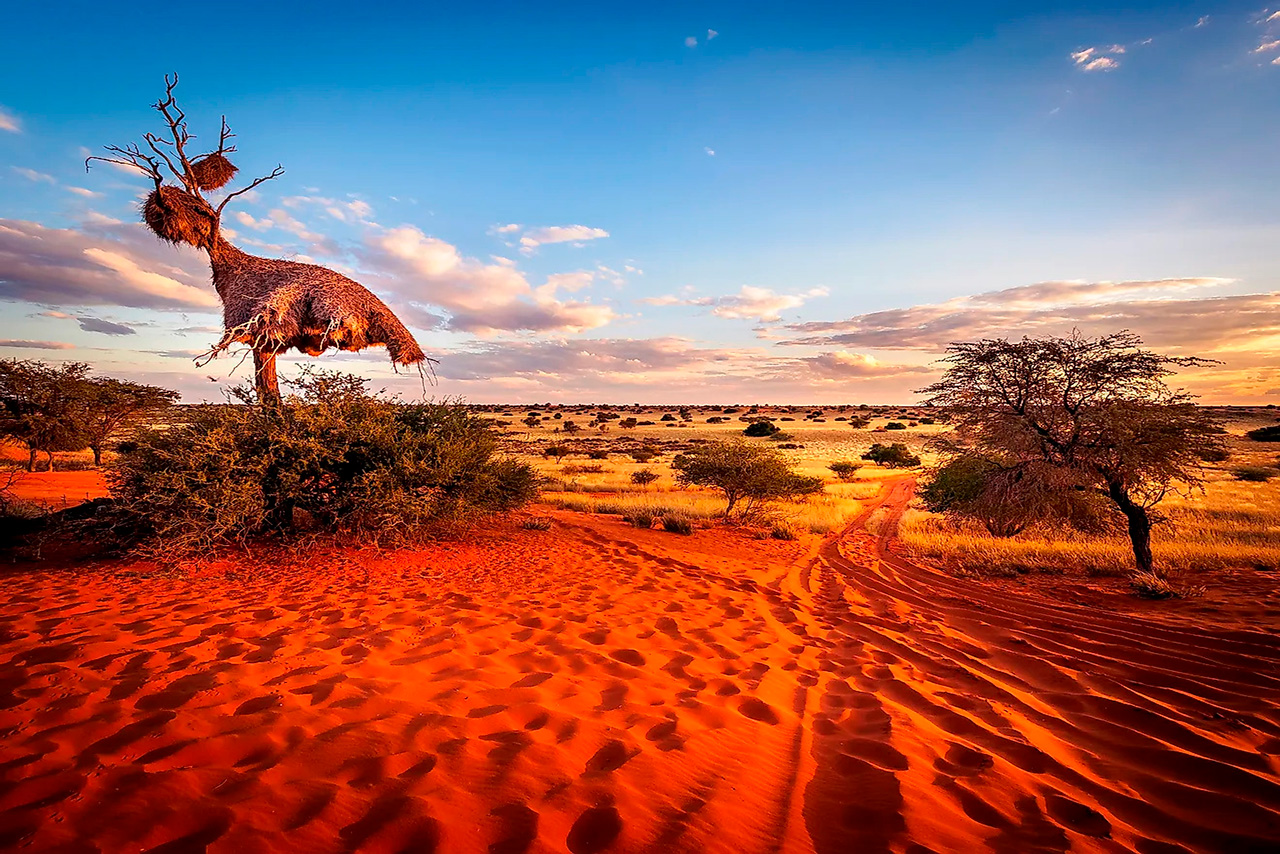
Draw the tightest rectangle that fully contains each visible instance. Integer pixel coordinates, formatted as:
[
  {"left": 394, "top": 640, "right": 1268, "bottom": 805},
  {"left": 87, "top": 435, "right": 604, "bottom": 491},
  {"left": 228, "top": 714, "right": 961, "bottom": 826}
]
[{"left": 106, "top": 371, "right": 537, "bottom": 555}]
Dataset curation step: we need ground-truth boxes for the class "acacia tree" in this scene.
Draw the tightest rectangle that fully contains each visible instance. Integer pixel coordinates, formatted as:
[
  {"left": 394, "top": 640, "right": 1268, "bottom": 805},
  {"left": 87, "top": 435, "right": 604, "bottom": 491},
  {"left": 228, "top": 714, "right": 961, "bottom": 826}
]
[
  {"left": 80, "top": 378, "right": 181, "bottom": 466},
  {"left": 0, "top": 361, "right": 91, "bottom": 471},
  {"left": 672, "top": 440, "right": 822, "bottom": 517},
  {"left": 919, "top": 331, "right": 1224, "bottom": 576}
]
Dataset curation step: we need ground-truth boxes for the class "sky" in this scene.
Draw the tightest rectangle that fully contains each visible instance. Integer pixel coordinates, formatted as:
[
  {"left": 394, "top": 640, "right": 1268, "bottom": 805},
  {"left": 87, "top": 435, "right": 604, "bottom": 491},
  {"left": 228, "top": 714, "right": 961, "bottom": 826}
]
[{"left": 1, "top": 1, "right": 1278, "bottom": 404}]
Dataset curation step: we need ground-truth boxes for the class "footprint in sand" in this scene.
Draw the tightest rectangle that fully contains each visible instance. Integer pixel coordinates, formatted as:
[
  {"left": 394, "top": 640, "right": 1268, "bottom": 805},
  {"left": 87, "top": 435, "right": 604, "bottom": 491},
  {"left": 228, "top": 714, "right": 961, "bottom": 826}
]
[{"left": 566, "top": 806, "right": 623, "bottom": 854}]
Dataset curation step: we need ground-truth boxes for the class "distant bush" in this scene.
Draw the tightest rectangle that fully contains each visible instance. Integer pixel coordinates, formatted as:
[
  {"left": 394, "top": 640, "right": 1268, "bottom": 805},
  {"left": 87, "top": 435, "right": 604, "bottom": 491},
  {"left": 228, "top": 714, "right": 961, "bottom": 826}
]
[
  {"left": 630, "top": 448, "right": 658, "bottom": 463},
  {"left": 1197, "top": 446, "right": 1230, "bottom": 463},
  {"left": 847, "top": 416, "right": 871, "bottom": 429},
  {"left": 885, "top": 422, "right": 907, "bottom": 430},
  {"left": 630, "top": 469, "right": 659, "bottom": 487},
  {"left": 743, "top": 420, "right": 780, "bottom": 437},
  {"left": 544, "top": 444, "right": 570, "bottom": 458},
  {"left": 828, "top": 460, "right": 861, "bottom": 481},
  {"left": 1245, "top": 425, "right": 1280, "bottom": 442},
  {"left": 1233, "top": 466, "right": 1276, "bottom": 482},
  {"left": 661, "top": 514, "right": 693, "bottom": 535},
  {"left": 562, "top": 464, "right": 605, "bottom": 475},
  {"left": 862, "top": 443, "right": 921, "bottom": 469},
  {"left": 587, "top": 449, "right": 609, "bottom": 460},
  {"left": 106, "top": 371, "right": 537, "bottom": 555}
]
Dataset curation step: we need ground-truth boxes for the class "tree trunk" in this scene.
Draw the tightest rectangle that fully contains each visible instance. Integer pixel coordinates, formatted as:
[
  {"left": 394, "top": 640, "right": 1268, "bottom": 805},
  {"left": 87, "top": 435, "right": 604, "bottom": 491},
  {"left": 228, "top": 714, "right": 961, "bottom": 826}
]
[
  {"left": 46, "top": 451, "right": 55, "bottom": 473},
  {"left": 1108, "top": 482, "right": 1155, "bottom": 575},
  {"left": 27, "top": 447, "right": 36, "bottom": 473},
  {"left": 91, "top": 444, "right": 103, "bottom": 467},
  {"left": 254, "top": 348, "right": 281, "bottom": 407}
]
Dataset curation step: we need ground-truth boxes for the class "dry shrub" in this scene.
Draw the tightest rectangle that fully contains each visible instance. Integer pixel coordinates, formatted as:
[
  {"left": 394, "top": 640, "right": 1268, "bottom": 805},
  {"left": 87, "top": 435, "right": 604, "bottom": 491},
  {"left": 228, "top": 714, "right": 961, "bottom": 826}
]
[
  {"left": 662, "top": 514, "right": 693, "bottom": 535},
  {"left": 521, "top": 515, "right": 553, "bottom": 531}
]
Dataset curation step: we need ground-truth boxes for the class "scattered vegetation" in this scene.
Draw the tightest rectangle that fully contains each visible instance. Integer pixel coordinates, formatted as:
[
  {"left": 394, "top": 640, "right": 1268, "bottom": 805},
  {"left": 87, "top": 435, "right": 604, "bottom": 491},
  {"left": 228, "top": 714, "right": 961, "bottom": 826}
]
[
  {"left": 673, "top": 440, "right": 822, "bottom": 517},
  {"left": 862, "top": 443, "right": 921, "bottom": 468},
  {"left": 828, "top": 460, "right": 861, "bottom": 481}
]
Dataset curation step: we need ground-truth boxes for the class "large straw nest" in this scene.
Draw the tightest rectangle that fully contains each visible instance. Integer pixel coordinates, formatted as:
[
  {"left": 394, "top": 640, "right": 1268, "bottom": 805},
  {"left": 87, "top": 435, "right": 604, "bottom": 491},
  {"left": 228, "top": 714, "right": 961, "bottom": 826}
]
[
  {"left": 213, "top": 256, "right": 426, "bottom": 368},
  {"left": 191, "top": 153, "right": 238, "bottom": 191},
  {"left": 142, "top": 185, "right": 217, "bottom": 247}
]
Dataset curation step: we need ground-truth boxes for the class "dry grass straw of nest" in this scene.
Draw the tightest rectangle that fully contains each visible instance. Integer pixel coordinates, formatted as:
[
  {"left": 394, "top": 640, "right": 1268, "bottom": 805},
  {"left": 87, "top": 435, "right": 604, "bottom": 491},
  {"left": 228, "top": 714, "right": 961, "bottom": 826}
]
[
  {"left": 191, "top": 153, "right": 238, "bottom": 190},
  {"left": 142, "top": 186, "right": 216, "bottom": 247}
]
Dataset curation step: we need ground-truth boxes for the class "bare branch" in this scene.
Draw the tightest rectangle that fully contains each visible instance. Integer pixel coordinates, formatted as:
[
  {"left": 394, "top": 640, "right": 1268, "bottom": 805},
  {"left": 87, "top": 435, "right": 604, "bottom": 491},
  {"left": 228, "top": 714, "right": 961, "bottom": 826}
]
[
  {"left": 86, "top": 144, "right": 164, "bottom": 189},
  {"left": 217, "top": 115, "right": 236, "bottom": 154},
  {"left": 216, "top": 166, "right": 285, "bottom": 215}
]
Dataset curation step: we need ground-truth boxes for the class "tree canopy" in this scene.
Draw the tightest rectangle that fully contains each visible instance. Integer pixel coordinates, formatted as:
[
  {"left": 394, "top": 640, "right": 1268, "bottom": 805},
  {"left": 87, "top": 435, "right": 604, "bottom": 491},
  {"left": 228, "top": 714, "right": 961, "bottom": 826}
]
[
  {"left": 918, "top": 331, "right": 1224, "bottom": 575},
  {"left": 672, "top": 440, "right": 822, "bottom": 516}
]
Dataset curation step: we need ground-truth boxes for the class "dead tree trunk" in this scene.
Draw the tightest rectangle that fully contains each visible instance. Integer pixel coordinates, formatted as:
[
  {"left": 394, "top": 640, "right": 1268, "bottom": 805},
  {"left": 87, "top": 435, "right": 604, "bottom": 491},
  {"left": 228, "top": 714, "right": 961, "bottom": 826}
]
[{"left": 254, "top": 349, "right": 281, "bottom": 407}]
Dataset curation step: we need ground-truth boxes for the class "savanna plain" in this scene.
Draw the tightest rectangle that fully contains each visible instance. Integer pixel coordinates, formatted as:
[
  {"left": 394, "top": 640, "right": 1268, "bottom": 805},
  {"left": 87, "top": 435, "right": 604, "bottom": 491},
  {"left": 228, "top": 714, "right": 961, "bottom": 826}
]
[{"left": 2, "top": 404, "right": 1279, "bottom": 853}]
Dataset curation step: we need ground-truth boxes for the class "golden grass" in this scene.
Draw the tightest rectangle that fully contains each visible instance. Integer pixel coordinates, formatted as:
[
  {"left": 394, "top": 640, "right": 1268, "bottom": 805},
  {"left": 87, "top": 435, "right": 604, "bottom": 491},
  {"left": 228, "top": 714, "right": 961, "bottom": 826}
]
[{"left": 897, "top": 476, "right": 1280, "bottom": 577}]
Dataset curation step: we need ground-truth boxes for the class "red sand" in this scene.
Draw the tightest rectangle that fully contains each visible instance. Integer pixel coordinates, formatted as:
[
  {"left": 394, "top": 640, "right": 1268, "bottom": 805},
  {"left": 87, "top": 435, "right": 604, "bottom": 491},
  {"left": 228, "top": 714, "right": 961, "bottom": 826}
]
[
  {"left": 2, "top": 480, "right": 1279, "bottom": 852},
  {"left": 3, "top": 470, "right": 108, "bottom": 508}
]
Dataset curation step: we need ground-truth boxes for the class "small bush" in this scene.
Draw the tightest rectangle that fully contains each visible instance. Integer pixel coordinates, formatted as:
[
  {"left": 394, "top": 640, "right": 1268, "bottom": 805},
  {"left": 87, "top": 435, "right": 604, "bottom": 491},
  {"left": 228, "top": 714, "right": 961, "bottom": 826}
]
[
  {"left": 673, "top": 439, "right": 823, "bottom": 517},
  {"left": 522, "top": 515, "right": 553, "bottom": 530},
  {"left": 1233, "top": 466, "right": 1276, "bottom": 482},
  {"left": 631, "top": 449, "right": 658, "bottom": 463},
  {"left": 1130, "top": 570, "right": 1177, "bottom": 599},
  {"left": 587, "top": 449, "right": 609, "bottom": 460},
  {"left": 544, "top": 444, "right": 570, "bottom": 458},
  {"left": 662, "top": 514, "right": 693, "bottom": 535},
  {"left": 630, "top": 469, "right": 659, "bottom": 487},
  {"left": 862, "top": 443, "right": 921, "bottom": 468},
  {"left": 625, "top": 511, "right": 655, "bottom": 529},
  {"left": 1245, "top": 425, "right": 1280, "bottom": 442},
  {"left": 828, "top": 461, "right": 860, "bottom": 481},
  {"left": 1197, "top": 447, "right": 1230, "bottom": 463},
  {"left": 562, "top": 464, "right": 605, "bottom": 475},
  {"left": 770, "top": 523, "right": 798, "bottom": 540},
  {"left": 885, "top": 422, "right": 907, "bottom": 430},
  {"left": 743, "top": 420, "right": 780, "bottom": 437}
]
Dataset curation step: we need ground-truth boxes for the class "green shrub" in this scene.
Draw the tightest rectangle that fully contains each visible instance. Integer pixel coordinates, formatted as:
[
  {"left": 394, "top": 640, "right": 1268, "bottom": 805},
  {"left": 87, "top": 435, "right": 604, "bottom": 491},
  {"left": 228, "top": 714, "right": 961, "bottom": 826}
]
[
  {"left": 661, "top": 514, "right": 693, "bottom": 535},
  {"left": 862, "top": 443, "right": 921, "bottom": 468},
  {"left": 105, "top": 371, "right": 537, "bottom": 555},
  {"left": 828, "top": 461, "right": 860, "bottom": 481},
  {"left": 630, "top": 469, "right": 659, "bottom": 487},
  {"left": 743, "top": 420, "right": 780, "bottom": 437}
]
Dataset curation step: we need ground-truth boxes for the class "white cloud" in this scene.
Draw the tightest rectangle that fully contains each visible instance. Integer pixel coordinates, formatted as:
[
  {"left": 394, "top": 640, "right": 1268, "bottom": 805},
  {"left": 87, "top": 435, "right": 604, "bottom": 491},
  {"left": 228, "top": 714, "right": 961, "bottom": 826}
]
[
  {"left": 705, "top": 147, "right": 716, "bottom": 156},
  {"left": 12, "top": 167, "right": 54, "bottom": 183},
  {"left": 282, "top": 195, "right": 375, "bottom": 224},
  {"left": 518, "top": 224, "right": 610, "bottom": 252},
  {"left": 1071, "top": 46, "right": 1123, "bottom": 71},
  {"left": 491, "top": 223, "right": 522, "bottom": 234},
  {"left": 707, "top": 29, "right": 718, "bottom": 41},
  {"left": 1195, "top": 15, "right": 1210, "bottom": 27},
  {"left": 0, "top": 340, "right": 75, "bottom": 350},
  {"left": 361, "top": 225, "right": 616, "bottom": 334},
  {"left": 0, "top": 107, "right": 19, "bottom": 134},
  {"left": 685, "top": 36, "right": 698, "bottom": 47},
  {"left": 64, "top": 186, "right": 101, "bottom": 198},
  {"left": 1255, "top": 40, "right": 1280, "bottom": 53}
]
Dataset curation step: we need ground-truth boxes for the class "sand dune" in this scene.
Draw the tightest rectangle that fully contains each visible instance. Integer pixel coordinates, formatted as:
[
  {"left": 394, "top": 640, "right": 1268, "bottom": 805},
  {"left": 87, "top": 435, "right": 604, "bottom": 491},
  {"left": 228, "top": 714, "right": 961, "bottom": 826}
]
[{"left": 2, "top": 478, "right": 1279, "bottom": 852}]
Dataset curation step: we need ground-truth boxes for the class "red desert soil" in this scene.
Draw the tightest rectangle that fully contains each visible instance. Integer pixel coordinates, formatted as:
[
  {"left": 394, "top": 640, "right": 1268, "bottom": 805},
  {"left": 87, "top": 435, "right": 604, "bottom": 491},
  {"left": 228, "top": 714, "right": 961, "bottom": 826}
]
[{"left": 2, "top": 479, "right": 1279, "bottom": 853}]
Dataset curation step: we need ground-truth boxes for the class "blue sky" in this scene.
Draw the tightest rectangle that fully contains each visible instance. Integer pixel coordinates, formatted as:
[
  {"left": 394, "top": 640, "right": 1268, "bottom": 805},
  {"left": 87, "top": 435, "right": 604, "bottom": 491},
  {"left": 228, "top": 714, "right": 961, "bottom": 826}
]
[{"left": 1, "top": 1, "right": 1277, "bottom": 402}]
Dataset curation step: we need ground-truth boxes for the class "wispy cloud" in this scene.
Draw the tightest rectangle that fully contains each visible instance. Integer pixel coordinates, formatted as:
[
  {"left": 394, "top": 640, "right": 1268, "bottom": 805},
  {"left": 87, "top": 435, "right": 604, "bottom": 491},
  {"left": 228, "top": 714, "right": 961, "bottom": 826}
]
[
  {"left": 517, "top": 224, "right": 610, "bottom": 253},
  {"left": 642, "top": 285, "right": 828, "bottom": 322},
  {"left": 12, "top": 167, "right": 55, "bottom": 183},
  {"left": 0, "top": 107, "right": 19, "bottom": 134},
  {"left": 76, "top": 316, "right": 136, "bottom": 336},
  {"left": 1070, "top": 46, "right": 1123, "bottom": 71},
  {"left": 0, "top": 340, "right": 75, "bottom": 350}
]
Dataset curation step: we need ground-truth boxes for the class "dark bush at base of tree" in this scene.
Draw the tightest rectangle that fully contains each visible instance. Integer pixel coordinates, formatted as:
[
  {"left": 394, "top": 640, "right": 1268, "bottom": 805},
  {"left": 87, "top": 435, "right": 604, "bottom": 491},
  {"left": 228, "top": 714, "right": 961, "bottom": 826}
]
[
  {"left": 105, "top": 371, "right": 537, "bottom": 555},
  {"left": 1246, "top": 425, "right": 1280, "bottom": 442},
  {"left": 862, "top": 443, "right": 921, "bottom": 468}
]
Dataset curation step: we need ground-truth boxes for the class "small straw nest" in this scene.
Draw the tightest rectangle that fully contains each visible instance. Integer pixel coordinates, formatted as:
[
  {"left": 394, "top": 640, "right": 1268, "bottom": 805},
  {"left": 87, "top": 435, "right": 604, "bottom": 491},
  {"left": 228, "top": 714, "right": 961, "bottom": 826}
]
[
  {"left": 191, "top": 153, "right": 238, "bottom": 191},
  {"left": 142, "top": 185, "right": 217, "bottom": 247}
]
